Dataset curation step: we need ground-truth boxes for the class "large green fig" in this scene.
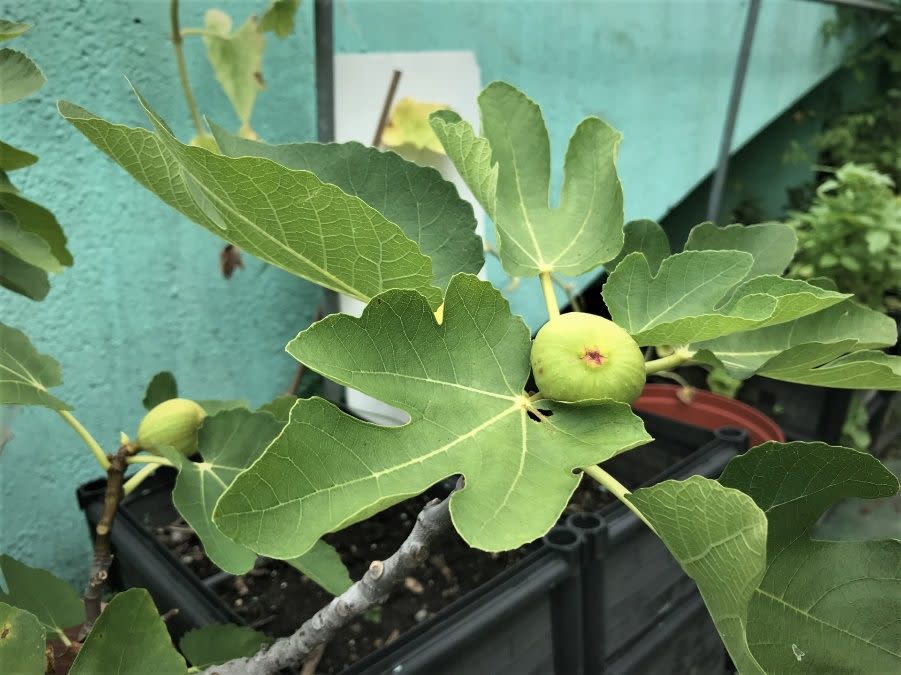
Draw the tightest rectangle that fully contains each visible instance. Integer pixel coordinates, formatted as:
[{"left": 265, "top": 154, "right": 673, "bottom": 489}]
[
  {"left": 136, "top": 398, "right": 206, "bottom": 457},
  {"left": 530, "top": 312, "right": 646, "bottom": 404}
]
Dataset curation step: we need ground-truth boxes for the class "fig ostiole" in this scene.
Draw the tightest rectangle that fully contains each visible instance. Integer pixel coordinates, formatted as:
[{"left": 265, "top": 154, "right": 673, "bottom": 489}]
[
  {"left": 136, "top": 398, "right": 206, "bottom": 457},
  {"left": 530, "top": 312, "right": 646, "bottom": 405}
]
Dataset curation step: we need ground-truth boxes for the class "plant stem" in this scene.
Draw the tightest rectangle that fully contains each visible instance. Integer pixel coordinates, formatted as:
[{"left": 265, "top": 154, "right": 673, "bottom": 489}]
[
  {"left": 122, "top": 464, "right": 161, "bottom": 496},
  {"left": 79, "top": 444, "right": 132, "bottom": 639},
  {"left": 57, "top": 410, "right": 109, "bottom": 470},
  {"left": 170, "top": 0, "right": 205, "bottom": 137},
  {"left": 126, "top": 454, "right": 174, "bottom": 467},
  {"left": 371, "top": 70, "right": 402, "bottom": 147},
  {"left": 645, "top": 349, "right": 693, "bottom": 375},
  {"left": 582, "top": 465, "right": 655, "bottom": 533},
  {"left": 202, "top": 483, "right": 458, "bottom": 675},
  {"left": 539, "top": 271, "right": 560, "bottom": 320}
]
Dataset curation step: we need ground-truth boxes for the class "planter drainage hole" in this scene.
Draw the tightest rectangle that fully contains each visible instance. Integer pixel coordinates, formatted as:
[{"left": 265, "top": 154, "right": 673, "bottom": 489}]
[
  {"left": 545, "top": 526, "right": 579, "bottom": 549},
  {"left": 714, "top": 426, "right": 748, "bottom": 446},
  {"left": 568, "top": 513, "right": 602, "bottom": 531}
]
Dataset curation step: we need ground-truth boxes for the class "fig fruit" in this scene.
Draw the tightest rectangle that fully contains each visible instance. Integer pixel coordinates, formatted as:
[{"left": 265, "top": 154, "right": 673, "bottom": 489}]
[
  {"left": 530, "top": 313, "right": 645, "bottom": 404},
  {"left": 136, "top": 398, "right": 206, "bottom": 457}
]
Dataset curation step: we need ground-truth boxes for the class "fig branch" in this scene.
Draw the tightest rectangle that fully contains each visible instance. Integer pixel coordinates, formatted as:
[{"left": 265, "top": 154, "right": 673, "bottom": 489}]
[
  {"left": 169, "top": 0, "right": 204, "bottom": 137},
  {"left": 79, "top": 443, "right": 135, "bottom": 639},
  {"left": 202, "top": 486, "right": 457, "bottom": 675}
]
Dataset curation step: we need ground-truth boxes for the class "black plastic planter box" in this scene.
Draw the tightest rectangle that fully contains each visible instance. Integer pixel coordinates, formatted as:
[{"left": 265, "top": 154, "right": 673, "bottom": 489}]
[{"left": 78, "top": 413, "right": 743, "bottom": 674}]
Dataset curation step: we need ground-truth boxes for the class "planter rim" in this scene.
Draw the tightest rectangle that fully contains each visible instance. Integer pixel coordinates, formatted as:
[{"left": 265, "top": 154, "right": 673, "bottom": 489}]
[{"left": 634, "top": 383, "right": 784, "bottom": 447}]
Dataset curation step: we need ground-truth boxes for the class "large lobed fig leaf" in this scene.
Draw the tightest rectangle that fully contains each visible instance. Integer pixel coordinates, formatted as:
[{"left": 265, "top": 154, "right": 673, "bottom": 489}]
[
  {"left": 431, "top": 82, "right": 624, "bottom": 278},
  {"left": 59, "top": 91, "right": 443, "bottom": 307},
  {"left": 158, "top": 408, "right": 351, "bottom": 594},
  {"left": 214, "top": 275, "right": 650, "bottom": 558},
  {"left": 603, "top": 220, "right": 901, "bottom": 389},
  {"left": 630, "top": 442, "right": 901, "bottom": 674},
  {"left": 211, "top": 123, "right": 484, "bottom": 290}
]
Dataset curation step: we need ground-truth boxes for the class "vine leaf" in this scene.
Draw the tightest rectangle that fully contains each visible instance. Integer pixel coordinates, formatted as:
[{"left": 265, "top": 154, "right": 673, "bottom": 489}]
[
  {"left": 259, "top": 0, "right": 301, "bottom": 38},
  {"left": 157, "top": 408, "right": 284, "bottom": 574},
  {"left": 696, "top": 299, "right": 900, "bottom": 383},
  {"left": 70, "top": 589, "right": 187, "bottom": 675},
  {"left": 179, "top": 624, "right": 270, "bottom": 669},
  {"left": 59, "top": 93, "right": 442, "bottom": 307},
  {"left": 202, "top": 10, "right": 264, "bottom": 129},
  {"left": 684, "top": 221, "right": 797, "bottom": 283},
  {"left": 0, "top": 139, "right": 38, "bottom": 170},
  {"left": 0, "top": 48, "right": 44, "bottom": 104},
  {"left": 628, "top": 477, "right": 768, "bottom": 675},
  {"left": 0, "top": 248, "right": 48, "bottom": 299},
  {"left": 0, "top": 555, "right": 84, "bottom": 641},
  {"left": 432, "top": 82, "right": 624, "bottom": 277},
  {"left": 603, "top": 251, "right": 848, "bottom": 345},
  {"left": 631, "top": 442, "right": 901, "bottom": 674},
  {"left": 0, "top": 601, "right": 45, "bottom": 673},
  {"left": 211, "top": 125, "right": 484, "bottom": 290},
  {"left": 142, "top": 371, "right": 178, "bottom": 410},
  {"left": 214, "top": 274, "right": 651, "bottom": 558},
  {"left": 0, "top": 322, "right": 69, "bottom": 409},
  {"left": 720, "top": 442, "right": 901, "bottom": 673},
  {"left": 0, "top": 19, "right": 32, "bottom": 42},
  {"left": 605, "top": 219, "right": 670, "bottom": 274}
]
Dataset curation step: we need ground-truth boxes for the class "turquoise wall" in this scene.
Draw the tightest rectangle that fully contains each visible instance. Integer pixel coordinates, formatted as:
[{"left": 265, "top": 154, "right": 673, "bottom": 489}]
[{"left": 2, "top": 0, "right": 849, "bottom": 584}]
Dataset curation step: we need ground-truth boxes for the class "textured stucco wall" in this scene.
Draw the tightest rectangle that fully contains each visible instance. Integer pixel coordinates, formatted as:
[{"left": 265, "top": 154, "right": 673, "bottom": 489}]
[{"left": 1, "top": 0, "right": 847, "bottom": 585}]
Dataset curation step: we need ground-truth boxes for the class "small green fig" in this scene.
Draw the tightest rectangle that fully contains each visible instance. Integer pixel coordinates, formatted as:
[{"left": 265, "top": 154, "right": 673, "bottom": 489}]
[
  {"left": 530, "top": 313, "right": 646, "bottom": 405},
  {"left": 136, "top": 398, "right": 206, "bottom": 457}
]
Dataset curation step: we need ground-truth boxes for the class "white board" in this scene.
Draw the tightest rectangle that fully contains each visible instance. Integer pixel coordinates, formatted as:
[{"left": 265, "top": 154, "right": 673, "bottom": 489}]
[{"left": 334, "top": 50, "right": 484, "bottom": 425}]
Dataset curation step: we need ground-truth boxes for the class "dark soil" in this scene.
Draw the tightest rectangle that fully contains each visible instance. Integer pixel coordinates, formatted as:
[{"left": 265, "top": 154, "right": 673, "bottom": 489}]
[{"left": 150, "top": 439, "right": 686, "bottom": 672}]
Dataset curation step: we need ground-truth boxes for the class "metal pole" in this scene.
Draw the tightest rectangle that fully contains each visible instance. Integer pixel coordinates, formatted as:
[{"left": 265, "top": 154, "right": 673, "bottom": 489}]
[
  {"left": 706, "top": 0, "right": 761, "bottom": 223},
  {"left": 314, "top": 0, "right": 335, "bottom": 143}
]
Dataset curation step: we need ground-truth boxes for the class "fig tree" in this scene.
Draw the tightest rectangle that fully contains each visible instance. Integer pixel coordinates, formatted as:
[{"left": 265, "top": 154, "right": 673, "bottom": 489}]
[
  {"left": 530, "top": 312, "right": 646, "bottom": 404},
  {"left": 136, "top": 398, "right": 206, "bottom": 457}
]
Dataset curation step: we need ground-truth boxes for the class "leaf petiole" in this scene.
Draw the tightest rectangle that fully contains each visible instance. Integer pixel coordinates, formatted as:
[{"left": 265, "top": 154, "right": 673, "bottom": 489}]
[
  {"left": 122, "top": 464, "right": 161, "bottom": 496},
  {"left": 539, "top": 270, "right": 560, "bottom": 320},
  {"left": 644, "top": 348, "right": 695, "bottom": 375},
  {"left": 57, "top": 410, "right": 110, "bottom": 470},
  {"left": 582, "top": 464, "right": 656, "bottom": 533},
  {"left": 126, "top": 454, "right": 175, "bottom": 467}
]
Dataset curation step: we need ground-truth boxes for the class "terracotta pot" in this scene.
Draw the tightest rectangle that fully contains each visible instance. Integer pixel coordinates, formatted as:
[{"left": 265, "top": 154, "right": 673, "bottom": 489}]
[{"left": 634, "top": 384, "right": 784, "bottom": 447}]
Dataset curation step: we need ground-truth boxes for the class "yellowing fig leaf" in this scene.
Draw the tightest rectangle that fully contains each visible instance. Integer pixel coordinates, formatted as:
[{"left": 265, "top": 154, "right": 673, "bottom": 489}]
[
  {"left": 59, "top": 93, "right": 442, "bottom": 307},
  {"left": 0, "top": 19, "right": 31, "bottom": 42},
  {"left": 381, "top": 97, "right": 449, "bottom": 154},
  {"left": 202, "top": 10, "right": 264, "bottom": 127},
  {"left": 214, "top": 275, "right": 650, "bottom": 558},
  {"left": 432, "top": 82, "right": 624, "bottom": 277}
]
